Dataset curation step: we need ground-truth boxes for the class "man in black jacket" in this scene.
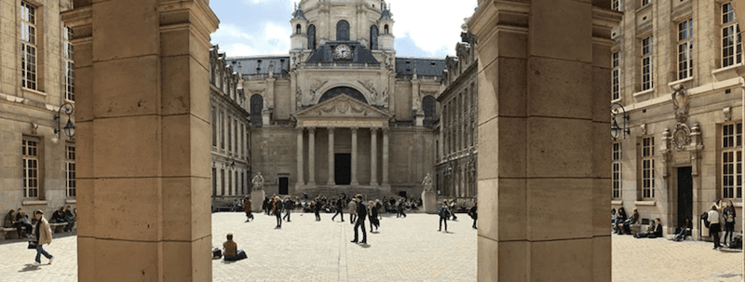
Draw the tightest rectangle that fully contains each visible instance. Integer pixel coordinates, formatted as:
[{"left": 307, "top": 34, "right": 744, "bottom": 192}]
[
  {"left": 351, "top": 195, "right": 367, "bottom": 244},
  {"left": 331, "top": 197, "right": 344, "bottom": 222}
]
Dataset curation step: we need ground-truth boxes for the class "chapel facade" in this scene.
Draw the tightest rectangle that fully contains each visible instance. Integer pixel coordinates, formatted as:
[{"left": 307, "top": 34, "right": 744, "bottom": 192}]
[{"left": 229, "top": 0, "right": 444, "bottom": 198}]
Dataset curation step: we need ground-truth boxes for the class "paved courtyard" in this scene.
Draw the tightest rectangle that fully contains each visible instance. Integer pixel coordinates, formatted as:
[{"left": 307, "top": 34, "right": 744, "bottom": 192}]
[{"left": 0, "top": 212, "right": 742, "bottom": 281}]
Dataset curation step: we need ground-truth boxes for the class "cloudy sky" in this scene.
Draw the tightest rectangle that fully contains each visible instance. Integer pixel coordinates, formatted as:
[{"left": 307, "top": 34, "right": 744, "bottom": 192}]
[{"left": 208, "top": 0, "right": 478, "bottom": 58}]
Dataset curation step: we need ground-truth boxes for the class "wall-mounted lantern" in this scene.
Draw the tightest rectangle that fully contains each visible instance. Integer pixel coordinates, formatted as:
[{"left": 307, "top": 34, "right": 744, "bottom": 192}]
[
  {"left": 611, "top": 103, "right": 630, "bottom": 140},
  {"left": 54, "top": 103, "right": 75, "bottom": 140}
]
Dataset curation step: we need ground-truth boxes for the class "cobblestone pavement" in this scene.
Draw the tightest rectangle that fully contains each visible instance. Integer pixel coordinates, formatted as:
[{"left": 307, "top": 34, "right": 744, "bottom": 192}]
[{"left": 0, "top": 213, "right": 742, "bottom": 281}]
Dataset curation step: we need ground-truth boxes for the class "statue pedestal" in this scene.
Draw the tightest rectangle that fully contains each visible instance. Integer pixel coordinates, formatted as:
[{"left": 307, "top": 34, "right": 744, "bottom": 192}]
[
  {"left": 250, "top": 189, "right": 265, "bottom": 212},
  {"left": 422, "top": 190, "right": 437, "bottom": 214}
]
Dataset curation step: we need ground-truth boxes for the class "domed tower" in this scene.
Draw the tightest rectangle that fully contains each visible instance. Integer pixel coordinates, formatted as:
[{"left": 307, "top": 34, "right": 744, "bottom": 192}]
[
  {"left": 290, "top": 3, "right": 309, "bottom": 50},
  {"left": 377, "top": 2, "right": 394, "bottom": 51}
]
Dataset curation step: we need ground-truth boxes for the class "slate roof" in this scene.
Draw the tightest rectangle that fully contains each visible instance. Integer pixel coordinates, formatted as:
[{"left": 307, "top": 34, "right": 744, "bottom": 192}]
[
  {"left": 292, "top": 8, "right": 307, "bottom": 20},
  {"left": 226, "top": 56, "right": 291, "bottom": 76},
  {"left": 395, "top": 58, "right": 446, "bottom": 77}
]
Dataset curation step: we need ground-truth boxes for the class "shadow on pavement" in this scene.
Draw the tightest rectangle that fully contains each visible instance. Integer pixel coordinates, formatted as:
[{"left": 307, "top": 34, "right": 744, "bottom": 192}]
[{"left": 19, "top": 264, "right": 41, "bottom": 272}]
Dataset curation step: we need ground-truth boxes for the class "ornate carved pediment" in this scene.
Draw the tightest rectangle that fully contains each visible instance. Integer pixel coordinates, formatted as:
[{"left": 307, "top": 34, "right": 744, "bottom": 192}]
[{"left": 295, "top": 94, "right": 391, "bottom": 120}]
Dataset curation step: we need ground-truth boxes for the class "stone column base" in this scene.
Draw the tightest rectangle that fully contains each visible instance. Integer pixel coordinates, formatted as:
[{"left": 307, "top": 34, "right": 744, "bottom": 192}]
[
  {"left": 250, "top": 190, "right": 265, "bottom": 212},
  {"left": 421, "top": 191, "right": 437, "bottom": 214}
]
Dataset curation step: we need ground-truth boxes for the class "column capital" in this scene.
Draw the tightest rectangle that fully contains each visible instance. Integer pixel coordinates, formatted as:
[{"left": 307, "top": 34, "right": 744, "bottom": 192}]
[{"left": 371, "top": 127, "right": 380, "bottom": 133}]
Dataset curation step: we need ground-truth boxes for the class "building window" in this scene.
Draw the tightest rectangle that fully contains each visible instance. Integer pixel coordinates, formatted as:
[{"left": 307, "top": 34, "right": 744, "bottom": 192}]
[
  {"left": 370, "top": 25, "right": 379, "bottom": 50},
  {"left": 241, "top": 172, "right": 244, "bottom": 195},
  {"left": 722, "top": 3, "right": 742, "bottom": 68},
  {"left": 228, "top": 170, "right": 233, "bottom": 196},
  {"left": 211, "top": 107, "right": 217, "bottom": 147},
  {"left": 20, "top": 2, "right": 37, "bottom": 90},
  {"left": 228, "top": 118, "right": 233, "bottom": 153},
  {"left": 308, "top": 25, "right": 316, "bottom": 50},
  {"left": 66, "top": 144, "right": 76, "bottom": 198},
  {"left": 250, "top": 95, "right": 263, "bottom": 128},
  {"left": 678, "top": 19, "right": 693, "bottom": 80},
  {"left": 612, "top": 0, "right": 621, "bottom": 11},
  {"left": 612, "top": 142, "right": 622, "bottom": 199},
  {"left": 212, "top": 167, "right": 217, "bottom": 196},
  {"left": 641, "top": 137, "right": 655, "bottom": 199},
  {"left": 641, "top": 36, "right": 654, "bottom": 91},
  {"left": 22, "top": 137, "right": 39, "bottom": 198},
  {"left": 642, "top": 0, "right": 652, "bottom": 6},
  {"left": 220, "top": 169, "right": 225, "bottom": 195},
  {"left": 612, "top": 52, "right": 620, "bottom": 100},
  {"left": 337, "top": 20, "right": 350, "bottom": 41},
  {"left": 220, "top": 111, "right": 225, "bottom": 149},
  {"left": 722, "top": 123, "right": 742, "bottom": 199},
  {"left": 63, "top": 27, "right": 74, "bottom": 101}
]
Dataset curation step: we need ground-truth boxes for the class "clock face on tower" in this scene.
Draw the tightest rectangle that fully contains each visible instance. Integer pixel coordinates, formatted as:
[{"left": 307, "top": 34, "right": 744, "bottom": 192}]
[{"left": 334, "top": 44, "right": 352, "bottom": 60}]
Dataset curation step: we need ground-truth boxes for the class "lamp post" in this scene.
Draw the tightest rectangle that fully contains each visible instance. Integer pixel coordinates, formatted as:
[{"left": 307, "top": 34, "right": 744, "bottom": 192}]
[
  {"left": 54, "top": 103, "right": 75, "bottom": 140},
  {"left": 610, "top": 103, "right": 630, "bottom": 140}
]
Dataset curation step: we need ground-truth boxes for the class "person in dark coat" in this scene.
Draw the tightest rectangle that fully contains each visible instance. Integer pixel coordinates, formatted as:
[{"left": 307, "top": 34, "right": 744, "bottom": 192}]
[
  {"left": 282, "top": 196, "right": 293, "bottom": 222},
  {"left": 469, "top": 203, "right": 478, "bottom": 229},
  {"left": 244, "top": 198, "right": 253, "bottom": 222},
  {"left": 438, "top": 201, "right": 450, "bottom": 232},
  {"left": 15, "top": 209, "right": 33, "bottom": 238},
  {"left": 272, "top": 196, "right": 284, "bottom": 229},
  {"left": 368, "top": 201, "right": 379, "bottom": 232},
  {"left": 351, "top": 195, "right": 367, "bottom": 244},
  {"left": 332, "top": 197, "right": 344, "bottom": 222},
  {"left": 397, "top": 199, "right": 407, "bottom": 218},
  {"left": 262, "top": 197, "right": 270, "bottom": 215},
  {"left": 313, "top": 200, "right": 321, "bottom": 221}
]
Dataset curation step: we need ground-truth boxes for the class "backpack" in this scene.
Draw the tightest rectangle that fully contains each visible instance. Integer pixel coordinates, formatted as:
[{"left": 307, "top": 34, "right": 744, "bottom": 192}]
[
  {"left": 730, "top": 236, "right": 743, "bottom": 249},
  {"left": 438, "top": 206, "right": 450, "bottom": 218},
  {"left": 701, "top": 212, "right": 710, "bottom": 228}
]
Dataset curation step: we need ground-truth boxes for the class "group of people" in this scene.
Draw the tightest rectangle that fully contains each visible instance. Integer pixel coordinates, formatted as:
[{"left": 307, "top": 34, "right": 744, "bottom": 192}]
[
  {"left": 706, "top": 199, "right": 738, "bottom": 250},
  {"left": 4, "top": 208, "right": 56, "bottom": 265},
  {"left": 437, "top": 201, "right": 477, "bottom": 232},
  {"left": 50, "top": 206, "right": 76, "bottom": 233},
  {"left": 612, "top": 207, "right": 638, "bottom": 235}
]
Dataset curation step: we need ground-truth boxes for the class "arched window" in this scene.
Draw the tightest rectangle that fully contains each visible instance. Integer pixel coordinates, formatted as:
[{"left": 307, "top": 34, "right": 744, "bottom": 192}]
[
  {"left": 296, "top": 24, "right": 301, "bottom": 34},
  {"left": 337, "top": 20, "right": 350, "bottom": 41},
  {"left": 308, "top": 24, "right": 316, "bottom": 50},
  {"left": 319, "top": 87, "right": 367, "bottom": 104},
  {"left": 384, "top": 24, "right": 389, "bottom": 34},
  {"left": 370, "top": 25, "right": 379, "bottom": 50},
  {"left": 423, "top": 96, "right": 436, "bottom": 127},
  {"left": 250, "top": 94, "right": 263, "bottom": 128}
]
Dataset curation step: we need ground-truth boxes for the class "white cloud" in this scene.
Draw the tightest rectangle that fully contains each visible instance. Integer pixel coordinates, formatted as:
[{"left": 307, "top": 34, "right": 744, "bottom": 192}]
[
  {"left": 211, "top": 22, "right": 291, "bottom": 57},
  {"left": 386, "top": 0, "right": 477, "bottom": 56}
]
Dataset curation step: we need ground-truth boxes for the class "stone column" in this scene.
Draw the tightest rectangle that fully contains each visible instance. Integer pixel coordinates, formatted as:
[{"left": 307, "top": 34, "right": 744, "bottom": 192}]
[
  {"left": 296, "top": 127, "right": 304, "bottom": 187},
  {"left": 469, "top": 1, "right": 619, "bottom": 281},
  {"left": 370, "top": 128, "right": 378, "bottom": 186},
  {"left": 308, "top": 127, "right": 316, "bottom": 186},
  {"left": 328, "top": 127, "right": 336, "bottom": 185},
  {"left": 61, "top": 1, "right": 218, "bottom": 281},
  {"left": 382, "top": 128, "right": 390, "bottom": 186},
  {"left": 351, "top": 126, "right": 359, "bottom": 186}
]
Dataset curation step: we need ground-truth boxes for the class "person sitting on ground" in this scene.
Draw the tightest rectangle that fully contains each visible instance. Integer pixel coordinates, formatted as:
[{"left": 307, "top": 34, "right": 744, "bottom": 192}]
[
  {"left": 634, "top": 220, "right": 656, "bottom": 238},
  {"left": 613, "top": 207, "right": 627, "bottom": 234},
  {"left": 622, "top": 209, "right": 639, "bottom": 235},
  {"left": 222, "top": 233, "right": 247, "bottom": 261},
  {"left": 650, "top": 219, "right": 663, "bottom": 238},
  {"left": 611, "top": 208, "right": 616, "bottom": 224},
  {"left": 673, "top": 218, "right": 691, "bottom": 241}
]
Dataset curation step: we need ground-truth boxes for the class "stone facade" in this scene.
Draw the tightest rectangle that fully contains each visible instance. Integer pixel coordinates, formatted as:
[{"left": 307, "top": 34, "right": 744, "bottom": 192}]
[
  {"left": 209, "top": 46, "right": 250, "bottom": 208},
  {"left": 231, "top": 0, "right": 442, "bottom": 199},
  {"left": 434, "top": 28, "right": 478, "bottom": 202},
  {"left": 611, "top": 0, "right": 743, "bottom": 239},
  {"left": 0, "top": 0, "right": 76, "bottom": 215}
]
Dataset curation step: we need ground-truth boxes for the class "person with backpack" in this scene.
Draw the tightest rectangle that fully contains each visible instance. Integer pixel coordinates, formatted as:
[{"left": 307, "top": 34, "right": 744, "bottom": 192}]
[
  {"left": 708, "top": 204, "right": 722, "bottom": 250},
  {"left": 438, "top": 200, "right": 450, "bottom": 232},
  {"left": 469, "top": 203, "right": 478, "bottom": 229},
  {"left": 331, "top": 196, "right": 344, "bottom": 222},
  {"left": 723, "top": 200, "right": 736, "bottom": 247}
]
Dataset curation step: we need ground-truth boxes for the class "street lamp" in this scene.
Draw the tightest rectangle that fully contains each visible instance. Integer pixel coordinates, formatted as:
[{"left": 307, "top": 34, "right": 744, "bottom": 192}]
[
  {"left": 610, "top": 103, "right": 630, "bottom": 140},
  {"left": 54, "top": 103, "right": 75, "bottom": 140}
]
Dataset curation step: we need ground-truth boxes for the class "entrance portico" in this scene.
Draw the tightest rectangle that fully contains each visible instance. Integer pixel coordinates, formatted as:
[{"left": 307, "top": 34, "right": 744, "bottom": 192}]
[{"left": 294, "top": 95, "right": 392, "bottom": 193}]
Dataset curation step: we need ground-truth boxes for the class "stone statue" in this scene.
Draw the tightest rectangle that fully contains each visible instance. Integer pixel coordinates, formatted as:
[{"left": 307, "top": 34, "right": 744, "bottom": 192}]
[
  {"left": 252, "top": 172, "right": 265, "bottom": 191},
  {"left": 422, "top": 173, "right": 433, "bottom": 192},
  {"left": 671, "top": 84, "right": 689, "bottom": 123}
]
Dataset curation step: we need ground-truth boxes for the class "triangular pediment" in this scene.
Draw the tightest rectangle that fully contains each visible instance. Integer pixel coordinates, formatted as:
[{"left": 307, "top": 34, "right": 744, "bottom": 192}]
[{"left": 296, "top": 94, "right": 392, "bottom": 120}]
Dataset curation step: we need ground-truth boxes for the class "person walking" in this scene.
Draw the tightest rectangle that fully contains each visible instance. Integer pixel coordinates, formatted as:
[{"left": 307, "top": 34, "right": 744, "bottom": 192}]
[
  {"left": 332, "top": 196, "right": 344, "bottom": 222},
  {"left": 349, "top": 198, "right": 357, "bottom": 224},
  {"left": 272, "top": 196, "right": 284, "bottom": 229},
  {"left": 397, "top": 199, "right": 407, "bottom": 218},
  {"left": 351, "top": 195, "right": 367, "bottom": 244},
  {"left": 32, "top": 210, "right": 53, "bottom": 265},
  {"left": 313, "top": 200, "right": 321, "bottom": 221},
  {"left": 708, "top": 204, "right": 722, "bottom": 250},
  {"left": 368, "top": 201, "right": 379, "bottom": 233},
  {"left": 263, "top": 197, "right": 270, "bottom": 215},
  {"left": 469, "top": 203, "right": 478, "bottom": 229},
  {"left": 438, "top": 201, "right": 450, "bottom": 232},
  {"left": 283, "top": 196, "right": 293, "bottom": 222},
  {"left": 722, "top": 200, "right": 736, "bottom": 247},
  {"left": 244, "top": 197, "right": 253, "bottom": 222}
]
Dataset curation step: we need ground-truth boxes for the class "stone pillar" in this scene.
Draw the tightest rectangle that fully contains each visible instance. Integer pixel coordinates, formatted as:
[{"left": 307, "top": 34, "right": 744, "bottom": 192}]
[
  {"left": 370, "top": 128, "right": 378, "bottom": 186},
  {"left": 61, "top": 1, "right": 218, "bottom": 281},
  {"left": 296, "top": 127, "right": 304, "bottom": 188},
  {"left": 308, "top": 127, "right": 316, "bottom": 186},
  {"left": 468, "top": 1, "right": 619, "bottom": 281},
  {"left": 328, "top": 127, "right": 336, "bottom": 185},
  {"left": 351, "top": 126, "right": 359, "bottom": 186},
  {"left": 382, "top": 128, "right": 390, "bottom": 186}
]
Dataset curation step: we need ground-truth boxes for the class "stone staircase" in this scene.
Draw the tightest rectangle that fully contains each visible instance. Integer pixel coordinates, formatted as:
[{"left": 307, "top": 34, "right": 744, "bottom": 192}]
[{"left": 292, "top": 185, "right": 400, "bottom": 201}]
